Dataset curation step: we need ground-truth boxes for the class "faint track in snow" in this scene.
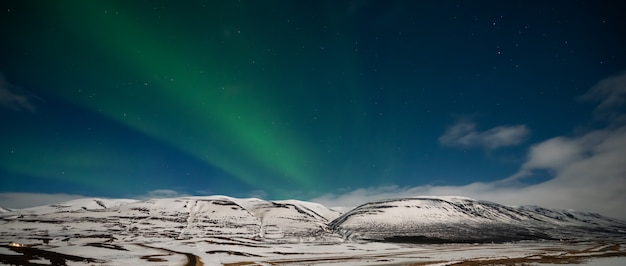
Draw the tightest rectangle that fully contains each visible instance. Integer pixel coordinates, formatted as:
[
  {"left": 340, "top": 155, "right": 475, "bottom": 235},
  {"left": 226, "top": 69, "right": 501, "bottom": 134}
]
[{"left": 179, "top": 200, "right": 198, "bottom": 239}]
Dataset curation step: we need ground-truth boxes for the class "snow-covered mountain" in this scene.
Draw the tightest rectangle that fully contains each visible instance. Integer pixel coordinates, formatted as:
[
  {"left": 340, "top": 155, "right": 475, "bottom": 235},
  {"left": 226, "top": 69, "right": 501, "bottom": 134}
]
[
  {"left": 0, "top": 196, "right": 343, "bottom": 243},
  {"left": 1, "top": 196, "right": 624, "bottom": 244},
  {"left": 329, "top": 196, "right": 626, "bottom": 243}
]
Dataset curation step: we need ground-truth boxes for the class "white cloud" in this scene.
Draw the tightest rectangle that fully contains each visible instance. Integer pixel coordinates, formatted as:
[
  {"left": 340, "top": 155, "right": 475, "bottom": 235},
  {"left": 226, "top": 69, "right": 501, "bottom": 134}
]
[
  {"left": 314, "top": 124, "right": 626, "bottom": 220},
  {"left": 315, "top": 72, "right": 626, "bottom": 221},
  {"left": 439, "top": 120, "right": 530, "bottom": 149},
  {"left": 247, "top": 190, "right": 268, "bottom": 199},
  {"left": 2, "top": 74, "right": 624, "bottom": 221},
  {"left": 137, "top": 189, "right": 190, "bottom": 200},
  {"left": 0, "top": 75, "right": 40, "bottom": 112},
  {"left": 579, "top": 71, "right": 626, "bottom": 126},
  {"left": 0, "top": 192, "right": 86, "bottom": 209},
  {"left": 521, "top": 137, "right": 584, "bottom": 170},
  {"left": 580, "top": 71, "right": 626, "bottom": 112}
]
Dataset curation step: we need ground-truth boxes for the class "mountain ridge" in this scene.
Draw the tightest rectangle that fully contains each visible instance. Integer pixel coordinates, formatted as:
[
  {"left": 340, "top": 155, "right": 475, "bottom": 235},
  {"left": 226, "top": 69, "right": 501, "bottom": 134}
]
[
  {"left": 1, "top": 195, "right": 624, "bottom": 244},
  {"left": 329, "top": 196, "right": 626, "bottom": 243}
]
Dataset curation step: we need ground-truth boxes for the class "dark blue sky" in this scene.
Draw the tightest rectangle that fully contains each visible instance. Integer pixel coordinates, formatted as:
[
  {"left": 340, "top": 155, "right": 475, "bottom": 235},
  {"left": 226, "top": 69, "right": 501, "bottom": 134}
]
[{"left": 1, "top": 1, "right": 625, "bottom": 213}]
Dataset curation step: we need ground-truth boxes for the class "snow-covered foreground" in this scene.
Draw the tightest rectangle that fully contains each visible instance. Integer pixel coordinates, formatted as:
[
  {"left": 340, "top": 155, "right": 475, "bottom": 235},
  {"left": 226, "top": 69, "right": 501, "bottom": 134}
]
[{"left": 1, "top": 237, "right": 626, "bottom": 265}]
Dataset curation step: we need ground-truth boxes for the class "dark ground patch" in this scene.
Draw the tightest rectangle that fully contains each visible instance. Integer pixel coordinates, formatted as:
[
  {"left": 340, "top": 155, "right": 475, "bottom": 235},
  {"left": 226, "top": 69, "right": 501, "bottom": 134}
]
[
  {"left": 206, "top": 250, "right": 262, "bottom": 257},
  {"left": 0, "top": 244, "right": 102, "bottom": 266}
]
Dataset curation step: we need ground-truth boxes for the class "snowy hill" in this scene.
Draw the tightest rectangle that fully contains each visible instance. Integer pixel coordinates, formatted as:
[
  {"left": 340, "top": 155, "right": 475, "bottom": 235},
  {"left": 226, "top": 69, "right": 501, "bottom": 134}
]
[
  {"left": 329, "top": 196, "right": 626, "bottom": 243},
  {"left": 0, "top": 196, "right": 342, "bottom": 243},
  {"left": 1, "top": 195, "right": 624, "bottom": 245}
]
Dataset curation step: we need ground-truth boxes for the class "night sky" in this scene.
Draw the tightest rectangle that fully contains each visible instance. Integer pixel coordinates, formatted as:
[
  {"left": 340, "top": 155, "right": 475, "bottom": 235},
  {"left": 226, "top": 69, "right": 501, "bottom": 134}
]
[{"left": 1, "top": 1, "right": 626, "bottom": 217}]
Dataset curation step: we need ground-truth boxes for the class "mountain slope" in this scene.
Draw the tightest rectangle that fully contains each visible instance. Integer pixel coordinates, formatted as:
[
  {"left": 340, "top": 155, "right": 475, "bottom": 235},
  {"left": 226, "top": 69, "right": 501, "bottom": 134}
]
[
  {"left": 0, "top": 196, "right": 342, "bottom": 243},
  {"left": 1, "top": 195, "right": 624, "bottom": 244},
  {"left": 329, "top": 196, "right": 626, "bottom": 243}
]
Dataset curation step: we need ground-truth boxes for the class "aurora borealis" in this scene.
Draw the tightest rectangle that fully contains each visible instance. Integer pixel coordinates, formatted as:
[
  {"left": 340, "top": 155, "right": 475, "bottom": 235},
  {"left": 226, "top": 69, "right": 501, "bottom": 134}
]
[{"left": 1, "top": 1, "right": 626, "bottom": 216}]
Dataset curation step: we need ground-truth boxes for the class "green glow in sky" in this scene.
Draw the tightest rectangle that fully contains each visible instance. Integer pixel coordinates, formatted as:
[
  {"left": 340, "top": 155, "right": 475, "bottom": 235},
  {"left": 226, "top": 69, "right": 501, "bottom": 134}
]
[
  {"left": 5, "top": 0, "right": 618, "bottom": 201},
  {"left": 48, "top": 1, "right": 320, "bottom": 191}
]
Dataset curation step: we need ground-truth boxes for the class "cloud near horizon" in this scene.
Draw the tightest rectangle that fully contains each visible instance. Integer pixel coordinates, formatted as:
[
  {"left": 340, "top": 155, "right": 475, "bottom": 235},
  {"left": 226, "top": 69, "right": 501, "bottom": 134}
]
[
  {"left": 438, "top": 120, "right": 530, "bottom": 150},
  {"left": 2, "top": 127, "right": 624, "bottom": 219},
  {"left": 313, "top": 123, "right": 626, "bottom": 220},
  {"left": 314, "top": 71, "right": 626, "bottom": 220},
  {"left": 2, "top": 72, "right": 625, "bottom": 221},
  {"left": 137, "top": 189, "right": 191, "bottom": 199}
]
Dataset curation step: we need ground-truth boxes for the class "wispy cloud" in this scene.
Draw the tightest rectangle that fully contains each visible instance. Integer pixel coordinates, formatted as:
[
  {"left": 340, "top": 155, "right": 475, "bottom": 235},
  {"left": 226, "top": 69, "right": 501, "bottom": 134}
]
[
  {"left": 314, "top": 125, "right": 626, "bottom": 220},
  {"left": 520, "top": 137, "right": 585, "bottom": 171},
  {"left": 439, "top": 120, "right": 530, "bottom": 150},
  {"left": 579, "top": 71, "right": 626, "bottom": 125},
  {"left": 137, "top": 189, "right": 190, "bottom": 200},
  {"left": 315, "top": 72, "right": 626, "bottom": 220},
  {"left": 2, "top": 73, "right": 625, "bottom": 220},
  {"left": 0, "top": 75, "right": 40, "bottom": 112}
]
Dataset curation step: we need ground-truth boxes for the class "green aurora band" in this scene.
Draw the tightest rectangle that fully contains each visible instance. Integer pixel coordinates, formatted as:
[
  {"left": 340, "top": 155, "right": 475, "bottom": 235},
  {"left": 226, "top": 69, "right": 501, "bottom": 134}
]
[
  {"left": 46, "top": 1, "right": 322, "bottom": 192},
  {"left": 1, "top": 1, "right": 413, "bottom": 197}
]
